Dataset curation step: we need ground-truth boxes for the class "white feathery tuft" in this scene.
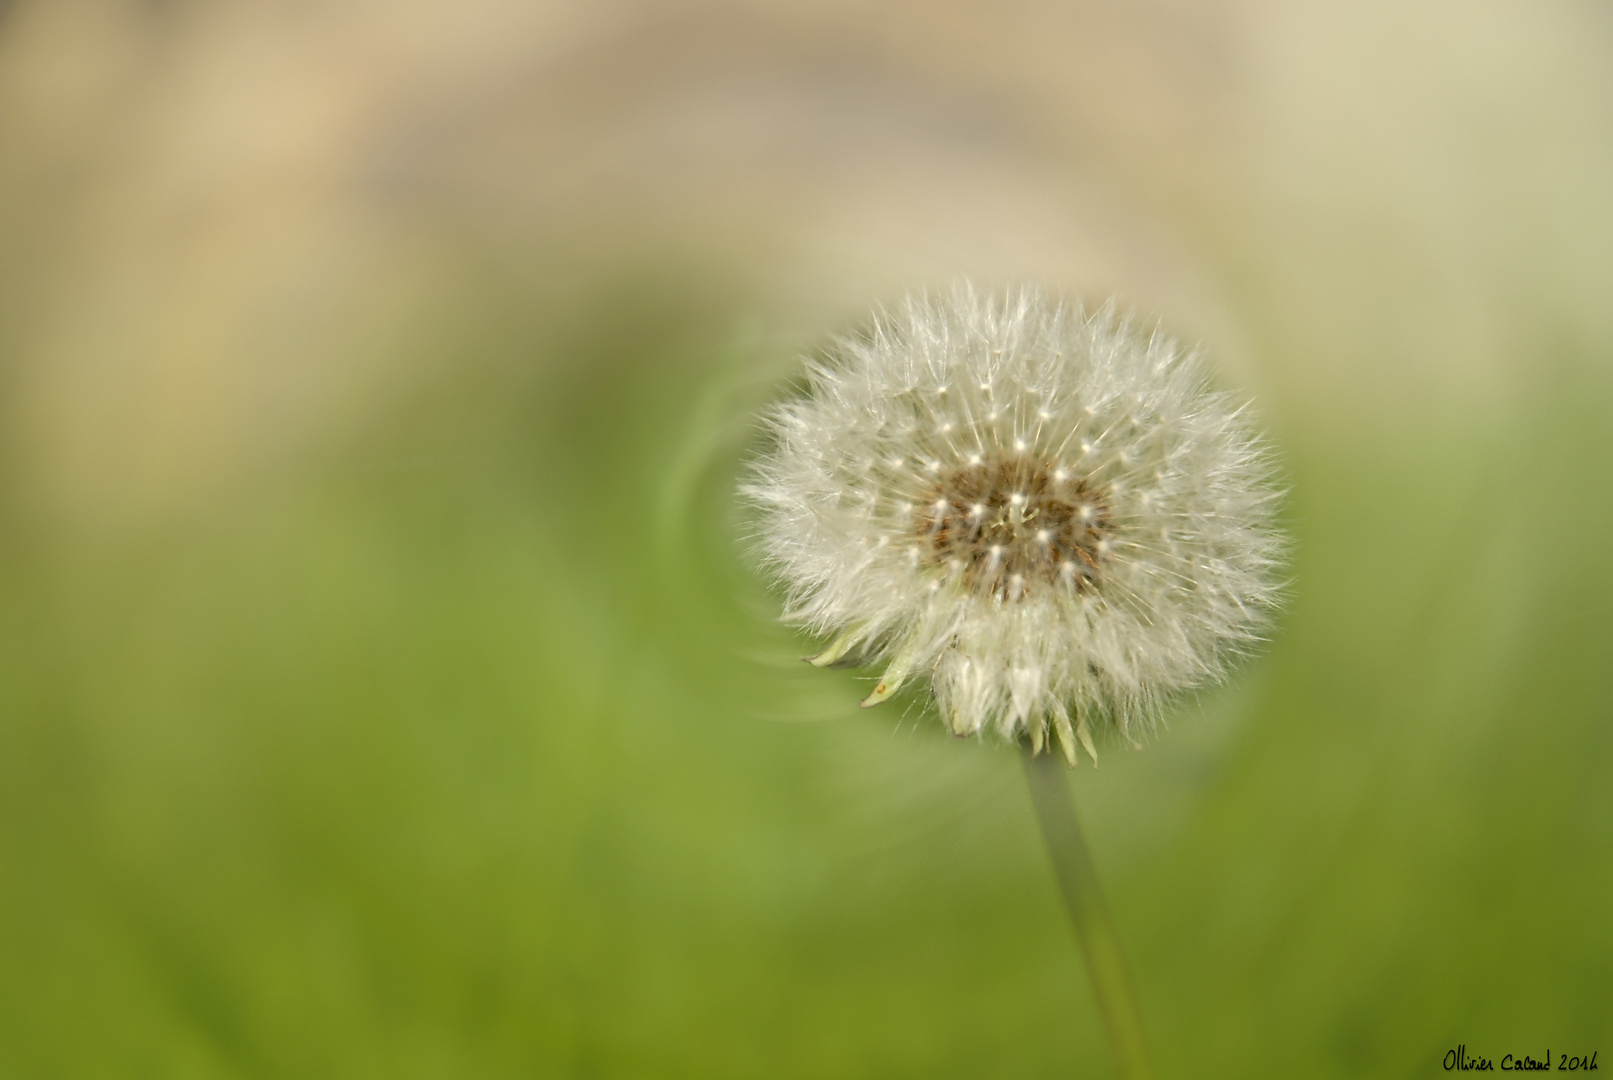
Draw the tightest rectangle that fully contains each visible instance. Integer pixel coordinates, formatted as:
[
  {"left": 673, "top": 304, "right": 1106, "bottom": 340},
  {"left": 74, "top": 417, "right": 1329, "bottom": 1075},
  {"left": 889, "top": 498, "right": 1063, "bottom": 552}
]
[{"left": 743, "top": 284, "right": 1285, "bottom": 765}]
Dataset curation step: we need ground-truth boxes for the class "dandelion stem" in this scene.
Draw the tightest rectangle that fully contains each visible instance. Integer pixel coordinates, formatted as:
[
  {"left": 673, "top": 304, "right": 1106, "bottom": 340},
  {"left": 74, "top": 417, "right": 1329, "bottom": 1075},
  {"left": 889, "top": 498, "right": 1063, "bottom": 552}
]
[{"left": 1022, "top": 745, "right": 1155, "bottom": 1080}]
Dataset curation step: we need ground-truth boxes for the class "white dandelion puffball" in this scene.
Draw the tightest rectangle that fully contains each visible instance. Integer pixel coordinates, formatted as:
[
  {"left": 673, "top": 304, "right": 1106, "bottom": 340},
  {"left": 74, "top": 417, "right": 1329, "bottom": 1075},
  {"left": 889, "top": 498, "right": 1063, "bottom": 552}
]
[{"left": 746, "top": 286, "right": 1284, "bottom": 765}]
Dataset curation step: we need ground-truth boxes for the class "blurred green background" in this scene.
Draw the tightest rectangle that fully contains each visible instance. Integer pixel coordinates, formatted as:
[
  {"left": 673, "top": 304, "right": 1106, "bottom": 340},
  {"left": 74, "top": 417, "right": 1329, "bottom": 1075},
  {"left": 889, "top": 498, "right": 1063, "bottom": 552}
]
[{"left": 2, "top": 1, "right": 1611, "bottom": 1077}]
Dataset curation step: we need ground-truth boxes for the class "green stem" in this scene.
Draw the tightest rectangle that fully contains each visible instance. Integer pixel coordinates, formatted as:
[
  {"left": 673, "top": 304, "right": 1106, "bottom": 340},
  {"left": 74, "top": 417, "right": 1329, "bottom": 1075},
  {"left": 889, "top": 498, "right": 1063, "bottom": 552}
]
[{"left": 1022, "top": 746, "right": 1156, "bottom": 1080}]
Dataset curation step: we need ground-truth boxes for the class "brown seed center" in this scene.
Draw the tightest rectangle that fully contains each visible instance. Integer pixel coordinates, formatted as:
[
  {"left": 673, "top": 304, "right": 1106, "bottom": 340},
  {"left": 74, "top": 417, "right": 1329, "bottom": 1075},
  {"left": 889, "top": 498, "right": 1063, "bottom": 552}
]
[{"left": 915, "top": 455, "right": 1110, "bottom": 600}]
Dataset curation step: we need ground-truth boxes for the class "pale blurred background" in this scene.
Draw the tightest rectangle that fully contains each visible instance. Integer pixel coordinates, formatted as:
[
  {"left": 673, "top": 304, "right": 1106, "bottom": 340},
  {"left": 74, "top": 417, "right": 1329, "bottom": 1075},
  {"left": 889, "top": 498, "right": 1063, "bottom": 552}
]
[{"left": 1, "top": 1, "right": 1610, "bottom": 1076}]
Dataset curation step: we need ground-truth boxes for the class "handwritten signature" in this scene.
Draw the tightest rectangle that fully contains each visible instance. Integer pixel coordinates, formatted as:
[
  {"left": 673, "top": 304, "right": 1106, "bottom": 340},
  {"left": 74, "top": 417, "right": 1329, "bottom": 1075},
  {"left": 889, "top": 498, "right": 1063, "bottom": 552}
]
[{"left": 1444, "top": 1046, "right": 1599, "bottom": 1072}]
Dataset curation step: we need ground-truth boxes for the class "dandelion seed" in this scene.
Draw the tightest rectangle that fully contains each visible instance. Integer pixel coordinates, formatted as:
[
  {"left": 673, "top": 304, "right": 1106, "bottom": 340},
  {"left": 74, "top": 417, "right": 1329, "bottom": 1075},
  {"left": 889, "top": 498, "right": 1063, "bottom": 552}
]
[{"left": 744, "top": 284, "right": 1283, "bottom": 765}]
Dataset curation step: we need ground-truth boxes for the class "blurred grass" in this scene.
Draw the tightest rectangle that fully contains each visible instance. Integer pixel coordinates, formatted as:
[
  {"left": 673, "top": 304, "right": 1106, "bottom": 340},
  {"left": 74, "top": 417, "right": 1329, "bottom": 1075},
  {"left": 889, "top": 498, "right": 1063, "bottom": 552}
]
[{"left": 1, "top": 257, "right": 1609, "bottom": 1079}]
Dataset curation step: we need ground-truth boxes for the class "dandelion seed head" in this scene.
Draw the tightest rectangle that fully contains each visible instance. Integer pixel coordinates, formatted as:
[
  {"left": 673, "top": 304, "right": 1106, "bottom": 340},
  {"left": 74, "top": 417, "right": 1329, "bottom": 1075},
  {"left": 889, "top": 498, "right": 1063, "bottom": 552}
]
[{"left": 744, "top": 284, "right": 1285, "bottom": 764}]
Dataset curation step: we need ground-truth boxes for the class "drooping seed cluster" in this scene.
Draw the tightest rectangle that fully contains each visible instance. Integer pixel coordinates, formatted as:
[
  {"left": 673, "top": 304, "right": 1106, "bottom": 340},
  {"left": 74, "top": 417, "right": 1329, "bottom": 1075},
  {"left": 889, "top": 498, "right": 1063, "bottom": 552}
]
[{"left": 745, "top": 285, "right": 1284, "bottom": 764}]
